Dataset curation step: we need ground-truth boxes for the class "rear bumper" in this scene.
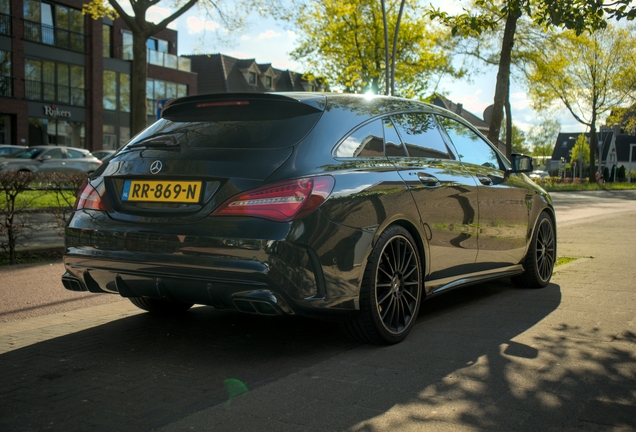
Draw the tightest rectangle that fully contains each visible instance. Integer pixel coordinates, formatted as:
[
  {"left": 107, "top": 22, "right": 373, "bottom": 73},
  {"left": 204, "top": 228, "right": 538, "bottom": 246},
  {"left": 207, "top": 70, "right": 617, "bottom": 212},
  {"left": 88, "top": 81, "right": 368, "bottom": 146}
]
[{"left": 62, "top": 209, "right": 373, "bottom": 318}]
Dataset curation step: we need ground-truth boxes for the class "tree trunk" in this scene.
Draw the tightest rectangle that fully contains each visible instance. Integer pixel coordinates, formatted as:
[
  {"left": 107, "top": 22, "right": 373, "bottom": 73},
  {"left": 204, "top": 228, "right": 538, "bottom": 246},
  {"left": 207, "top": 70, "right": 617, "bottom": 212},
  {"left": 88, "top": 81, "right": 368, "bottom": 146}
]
[
  {"left": 589, "top": 115, "right": 597, "bottom": 183},
  {"left": 390, "top": 0, "right": 406, "bottom": 96},
  {"left": 505, "top": 78, "right": 513, "bottom": 159},
  {"left": 487, "top": 10, "right": 521, "bottom": 148},
  {"left": 132, "top": 31, "right": 149, "bottom": 135},
  {"left": 380, "top": 0, "right": 390, "bottom": 95}
]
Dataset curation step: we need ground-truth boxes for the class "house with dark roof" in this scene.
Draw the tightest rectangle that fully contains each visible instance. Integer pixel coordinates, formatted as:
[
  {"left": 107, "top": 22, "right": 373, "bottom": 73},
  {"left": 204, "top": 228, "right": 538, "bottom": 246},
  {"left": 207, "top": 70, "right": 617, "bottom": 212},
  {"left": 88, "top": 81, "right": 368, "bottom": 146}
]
[
  {"left": 549, "top": 129, "right": 636, "bottom": 172},
  {"left": 184, "top": 54, "right": 328, "bottom": 94}
]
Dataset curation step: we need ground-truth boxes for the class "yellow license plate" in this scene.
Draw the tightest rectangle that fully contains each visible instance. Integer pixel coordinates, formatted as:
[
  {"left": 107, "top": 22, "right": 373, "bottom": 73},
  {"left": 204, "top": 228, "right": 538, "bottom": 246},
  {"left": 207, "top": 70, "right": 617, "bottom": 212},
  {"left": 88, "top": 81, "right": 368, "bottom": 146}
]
[{"left": 122, "top": 180, "right": 202, "bottom": 203}]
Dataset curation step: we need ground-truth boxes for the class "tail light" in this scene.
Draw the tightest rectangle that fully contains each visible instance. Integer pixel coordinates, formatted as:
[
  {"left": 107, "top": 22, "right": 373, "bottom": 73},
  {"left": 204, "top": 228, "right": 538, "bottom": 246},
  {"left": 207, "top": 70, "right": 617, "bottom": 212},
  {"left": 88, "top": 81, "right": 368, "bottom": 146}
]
[
  {"left": 74, "top": 181, "right": 105, "bottom": 211},
  {"left": 212, "top": 176, "right": 335, "bottom": 222}
]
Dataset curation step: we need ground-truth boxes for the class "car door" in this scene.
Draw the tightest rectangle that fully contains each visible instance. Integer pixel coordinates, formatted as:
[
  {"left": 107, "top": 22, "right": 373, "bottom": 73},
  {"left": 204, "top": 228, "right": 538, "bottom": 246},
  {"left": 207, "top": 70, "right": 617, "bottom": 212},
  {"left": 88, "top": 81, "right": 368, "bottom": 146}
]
[
  {"left": 65, "top": 148, "right": 96, "bottom": 173},
  {"left": 436, "top": 116, "right": 529, "bottom": 268},
  {"left": 387, "top": 112, "right": 480, "bottom": 282},
  {"left": 37, "top": 147, "right": 67, "bottom": 173}
]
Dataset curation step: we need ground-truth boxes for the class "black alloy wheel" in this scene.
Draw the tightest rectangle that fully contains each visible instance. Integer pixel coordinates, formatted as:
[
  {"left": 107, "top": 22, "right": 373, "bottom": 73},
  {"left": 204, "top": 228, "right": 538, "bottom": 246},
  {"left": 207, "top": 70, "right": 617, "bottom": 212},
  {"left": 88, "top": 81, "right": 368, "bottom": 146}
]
[
  {"left": 344, "top": 225, "right": 422, "bottom": 344},
  {"left": 512, "top": 212, "right": 555, "bottom": 288}
]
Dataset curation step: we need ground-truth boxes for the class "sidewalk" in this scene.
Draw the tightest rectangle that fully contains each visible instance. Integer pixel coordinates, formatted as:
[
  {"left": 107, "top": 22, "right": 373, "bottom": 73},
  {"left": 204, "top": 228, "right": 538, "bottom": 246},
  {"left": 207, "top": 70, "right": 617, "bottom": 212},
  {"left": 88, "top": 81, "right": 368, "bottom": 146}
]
[{"left": 0, "top": 195, "right": 635, "bottom": 431}]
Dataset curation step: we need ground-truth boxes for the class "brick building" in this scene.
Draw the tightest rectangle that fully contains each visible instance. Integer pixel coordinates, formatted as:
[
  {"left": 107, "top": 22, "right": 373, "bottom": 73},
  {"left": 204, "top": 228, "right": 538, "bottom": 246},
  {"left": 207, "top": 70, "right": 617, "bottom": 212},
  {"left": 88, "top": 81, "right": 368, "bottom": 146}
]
[{"left": 0, "top": 0, "right": 196, "bottom": 152}]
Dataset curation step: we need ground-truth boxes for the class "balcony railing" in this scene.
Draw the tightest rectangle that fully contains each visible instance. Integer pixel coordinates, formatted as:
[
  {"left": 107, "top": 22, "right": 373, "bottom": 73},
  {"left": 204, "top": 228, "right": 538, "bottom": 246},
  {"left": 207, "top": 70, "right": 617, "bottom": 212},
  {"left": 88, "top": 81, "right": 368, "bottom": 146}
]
[
  {"left": 117, "top": 46, "right": 191, "bottom": 72},
  {"left": 24, "top": 20, "right": 86, "bottom": 53},
  {"left": 25, "top": 80, "right": 85, "bottom": 106},
  {"left": 0, "top": 13, "right": 11, "bottom": 36},
  {"left": 0, "top": 75, "right": 12, "bottom": 97}
]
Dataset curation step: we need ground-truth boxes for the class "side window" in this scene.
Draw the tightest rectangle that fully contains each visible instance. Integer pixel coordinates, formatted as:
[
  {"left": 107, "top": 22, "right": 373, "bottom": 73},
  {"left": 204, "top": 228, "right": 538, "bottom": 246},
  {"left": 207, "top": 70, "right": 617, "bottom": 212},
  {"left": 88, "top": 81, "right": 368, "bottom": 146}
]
[
  {"left": 437, "top": 116, "right": 500, "bottom": 169},
  {"left": 392, "top": 113, "right": 452, "bottom": 159},
  {"left": 46, "top": 148, "right": 64, "bottom": 159},
  {"left": 67, "top": 149, "right": 85, "bottom": 159},
  {"left": 383, "top": 118, "right": 406, "bottom": 157},
  {"left": 335, "top": 119, "right": 385, "bottom": 158}
]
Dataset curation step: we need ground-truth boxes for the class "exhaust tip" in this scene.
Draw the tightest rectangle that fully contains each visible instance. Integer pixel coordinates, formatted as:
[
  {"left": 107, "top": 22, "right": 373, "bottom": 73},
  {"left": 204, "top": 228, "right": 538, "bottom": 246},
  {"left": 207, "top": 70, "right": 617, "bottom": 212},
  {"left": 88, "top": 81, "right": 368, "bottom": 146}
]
[
  {"left": 231, "top": 290, "right": 288, "bottom": 316},
  {"left": 62, "top": 276, "right": 87, "bottom": 292}
]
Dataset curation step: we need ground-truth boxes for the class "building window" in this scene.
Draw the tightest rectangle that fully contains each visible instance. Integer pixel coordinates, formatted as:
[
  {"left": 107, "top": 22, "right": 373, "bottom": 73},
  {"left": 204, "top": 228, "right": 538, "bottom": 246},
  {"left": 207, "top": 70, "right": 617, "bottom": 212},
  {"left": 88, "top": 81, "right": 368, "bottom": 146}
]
[
  {"left": 28, "top": 117, "right": 85, "bottom": 148},
  {"left": 103, "top": 125, "right": 131, "bottom": 149},
  {"left": 103, "top": 125, "right": 116, "bottom": 150},
  {"left": 146, "top": 78, "right": 187, "bottom": 120},
  {"left": 0, "top": 50, "right": 11, "bottom": 97},
  {"left": 103, "top": 24, "right": 112, "bottom": 57},
  {"left": 104, "top": 70, "right": 130, "bottom": 112},
  {"left": 24, "top": 0, "right": 85, "bottom": 52},
  {"left": 265, "top": 75, "right": 272, "bottom": 88},
  {"left": 0, "top": 0, "right": 11, "bottom": 36},
  {"left": 248, "top": 72, "right": 256, "bottom": 85},
  {"left": 120, "top": 74, "right": 130, "bottom": 112},
  {"left": 0, "top": 114, "right": 11, "bottom": 144},
  {"left": 122, "top": 30, "right": 133, "bottom": 60},
  {"left": 26, "top": 59, "right": 85, "bottom": 106},
  {"left": 103, "top": 71, "right": 117, "bottom": 110}
]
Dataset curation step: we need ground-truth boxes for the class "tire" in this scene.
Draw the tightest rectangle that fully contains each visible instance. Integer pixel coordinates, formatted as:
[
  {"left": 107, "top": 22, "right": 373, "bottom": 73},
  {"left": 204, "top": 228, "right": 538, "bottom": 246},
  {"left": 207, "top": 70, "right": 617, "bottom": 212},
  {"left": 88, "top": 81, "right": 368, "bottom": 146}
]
[
  {"left": 343, "top": 225, "right": 423, "bottom": 345},
  {"left": 129, "top": 297, "right": 193, "bottom": 314},
  {"left": 511, "top": 212, "right": 556, "bottom": 288}
]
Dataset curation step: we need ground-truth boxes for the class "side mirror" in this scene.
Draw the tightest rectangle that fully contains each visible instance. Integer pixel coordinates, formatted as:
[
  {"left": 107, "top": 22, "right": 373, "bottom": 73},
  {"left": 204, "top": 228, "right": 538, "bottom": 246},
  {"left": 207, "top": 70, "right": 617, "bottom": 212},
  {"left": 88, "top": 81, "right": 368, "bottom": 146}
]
[
  {"left": 510, "top": 154, "right": 533, "bottom": 173},
  {"left": 39, "top": 155, "right": 52, "bottom": 161}
]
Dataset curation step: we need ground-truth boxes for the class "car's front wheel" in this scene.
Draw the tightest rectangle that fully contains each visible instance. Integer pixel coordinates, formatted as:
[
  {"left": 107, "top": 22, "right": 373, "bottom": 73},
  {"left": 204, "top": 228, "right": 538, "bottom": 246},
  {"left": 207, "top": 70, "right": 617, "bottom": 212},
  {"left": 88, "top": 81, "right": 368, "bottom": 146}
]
[
  {"left": 129, "top": 297, "right": 194, "bottom": 314},
  {"left": 512, "top": 212, "right": 556, "bottom": 288},
  {"left": 343, "top": 225, "right": 422, "bottom": 345}
]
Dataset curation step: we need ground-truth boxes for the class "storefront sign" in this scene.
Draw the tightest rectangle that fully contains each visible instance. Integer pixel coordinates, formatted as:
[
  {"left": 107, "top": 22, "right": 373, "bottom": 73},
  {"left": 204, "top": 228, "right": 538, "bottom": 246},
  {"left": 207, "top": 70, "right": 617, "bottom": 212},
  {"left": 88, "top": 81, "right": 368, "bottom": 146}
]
[{"left": 43, "top": 104, "right": 72, "bottom": 118}]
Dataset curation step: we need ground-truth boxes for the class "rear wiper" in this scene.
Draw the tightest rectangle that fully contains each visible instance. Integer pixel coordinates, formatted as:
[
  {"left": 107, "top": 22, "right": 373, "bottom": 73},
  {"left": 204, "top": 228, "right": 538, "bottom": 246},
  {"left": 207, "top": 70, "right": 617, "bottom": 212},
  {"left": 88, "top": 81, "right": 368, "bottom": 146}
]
[{"left": 127, "top": 134, "right": 180, "bottom": 149}]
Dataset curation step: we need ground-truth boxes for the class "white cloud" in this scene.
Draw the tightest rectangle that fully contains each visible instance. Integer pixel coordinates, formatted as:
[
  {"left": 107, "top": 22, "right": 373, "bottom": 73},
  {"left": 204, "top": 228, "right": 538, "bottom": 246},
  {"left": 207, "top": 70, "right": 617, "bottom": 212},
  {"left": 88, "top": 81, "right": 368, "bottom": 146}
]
[
  {"left": 257, "top": 30, "right": 281, "bottom": 40},
  {"left": 185, "top": 16, "right": 220, "bottom": 35},
  {"left": 147, "top": 6, "right": 177, "bottom": 29},
  {"left": 240, "top": 35, "right": 251, "bottom": 41}
]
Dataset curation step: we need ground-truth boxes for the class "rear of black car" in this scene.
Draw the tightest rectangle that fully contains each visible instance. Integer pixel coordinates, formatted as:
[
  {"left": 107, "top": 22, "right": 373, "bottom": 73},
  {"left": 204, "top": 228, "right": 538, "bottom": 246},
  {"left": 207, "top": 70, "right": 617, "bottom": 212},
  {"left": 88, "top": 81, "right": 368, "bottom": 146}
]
[{"left": 62, "top": 93, "right": 365, "bottom": 317}]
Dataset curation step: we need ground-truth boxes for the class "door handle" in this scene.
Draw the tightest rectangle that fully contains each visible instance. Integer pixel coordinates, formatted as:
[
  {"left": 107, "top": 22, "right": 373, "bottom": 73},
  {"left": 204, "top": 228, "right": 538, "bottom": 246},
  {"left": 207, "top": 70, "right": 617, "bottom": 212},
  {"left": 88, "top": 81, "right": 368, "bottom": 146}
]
[
  {"left": 417, "top": 172, "right": 441, "bottom": 188},
  {"left": 477, "top": 175, "right": 493, "bottom": 186}
]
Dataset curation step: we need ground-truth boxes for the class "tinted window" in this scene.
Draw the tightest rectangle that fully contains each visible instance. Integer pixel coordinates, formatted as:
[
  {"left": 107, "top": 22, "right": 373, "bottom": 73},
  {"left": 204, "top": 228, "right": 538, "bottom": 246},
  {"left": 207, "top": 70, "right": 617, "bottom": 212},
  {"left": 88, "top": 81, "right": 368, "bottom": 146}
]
[
  {"left": 45, "top": 148, "right": 64, "bottom": 159},
  {"left": 67, "top": 149, "right": 85, "bottom": 159},
  {"left": 392, "top": 113, "right": 451, "bottom": 159},
  {"left": 12, "top": 148, "right": 45, "bottom": 159},
  {"left": 129, "top": 98, "right": 323, "bottom": 150},
  {"left": 437, "top": 116, "right": 500, "bottom": 169},
  {"left": 335, "top": 120, "right": 385, "bottom": 158},
  {"left": 383, "top": 118, "right": 406, "bottom": 157}
]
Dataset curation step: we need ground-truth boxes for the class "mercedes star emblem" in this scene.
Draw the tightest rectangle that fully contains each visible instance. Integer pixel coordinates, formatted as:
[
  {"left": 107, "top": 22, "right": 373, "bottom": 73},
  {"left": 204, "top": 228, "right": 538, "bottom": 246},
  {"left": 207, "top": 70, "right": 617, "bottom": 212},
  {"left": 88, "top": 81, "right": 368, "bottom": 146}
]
[{"left": 150, "top": 160, "right": 163, "bottom": 175}]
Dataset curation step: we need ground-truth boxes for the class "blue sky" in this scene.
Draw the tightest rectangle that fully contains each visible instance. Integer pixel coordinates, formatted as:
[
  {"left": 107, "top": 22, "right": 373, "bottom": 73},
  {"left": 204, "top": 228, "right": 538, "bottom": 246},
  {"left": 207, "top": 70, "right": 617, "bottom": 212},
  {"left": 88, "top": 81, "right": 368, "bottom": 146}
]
[{"left": 143, "top": 3, "right": 586, "bottom": 135}]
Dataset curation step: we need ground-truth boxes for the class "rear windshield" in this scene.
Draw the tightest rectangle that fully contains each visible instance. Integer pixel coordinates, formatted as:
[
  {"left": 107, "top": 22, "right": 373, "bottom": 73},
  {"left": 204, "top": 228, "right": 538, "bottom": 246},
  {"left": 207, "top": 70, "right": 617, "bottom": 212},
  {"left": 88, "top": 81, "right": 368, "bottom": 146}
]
[
  {"left": 126, "top": 99, "right": 323, "bottom": 150},
  {"left": 10, "top": 148, "right": 45, "bottom": 159}
]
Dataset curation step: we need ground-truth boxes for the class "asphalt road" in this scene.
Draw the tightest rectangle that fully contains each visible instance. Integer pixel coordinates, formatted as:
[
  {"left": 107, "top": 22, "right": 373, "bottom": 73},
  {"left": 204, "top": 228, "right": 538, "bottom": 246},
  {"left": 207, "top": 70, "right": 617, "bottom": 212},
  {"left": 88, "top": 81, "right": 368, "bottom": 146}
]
[{"left": 0, "top": 190, "right": 635, "bottom": 431}]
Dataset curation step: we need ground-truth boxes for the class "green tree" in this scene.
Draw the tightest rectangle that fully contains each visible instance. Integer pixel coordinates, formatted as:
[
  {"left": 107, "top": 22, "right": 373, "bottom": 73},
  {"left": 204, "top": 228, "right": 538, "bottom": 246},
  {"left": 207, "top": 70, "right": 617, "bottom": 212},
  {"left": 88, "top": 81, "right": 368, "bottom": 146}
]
[
  {"left": 83, "top": 0, "right": 247, "bottom": 135},
  {"left": 427, "top": 0, "right": 632, "bottom": 160},
  {"left": 523, "top": 24, "right": 636, "bottom": 182},
  {"left": 500, "top": 121, "right": 530, "bottom": 154},
  {"left": 527, "top": 117, "right": 560, "bottom": 159},
  {"left": 285, "top": 0, "right": 462, "bottom": 98},
  {"left": 606, "top": 102, "right": 636, "bottom": 135},
  {"left": 571, "top": 133, "right": 590, "bottom": 178}
]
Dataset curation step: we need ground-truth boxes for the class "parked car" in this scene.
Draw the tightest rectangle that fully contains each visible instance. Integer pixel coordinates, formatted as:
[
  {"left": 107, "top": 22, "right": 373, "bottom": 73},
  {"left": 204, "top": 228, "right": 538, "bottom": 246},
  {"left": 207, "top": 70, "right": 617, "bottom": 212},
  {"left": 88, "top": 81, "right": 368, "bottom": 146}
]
[
  {"left": 0, "top": 144, "right": 26, "bottom": 156},
  {"left": 91, "top": 150, "right": 116, "bottom": 161},
  {"left": 529, "top": 170, "right": 549, "bottom": 180},
  {"left": 0, "top": 146, "right": 102, "bottom": 174},
  {"left": 62, "top": 93, "right": 556, "bottom": 345}
]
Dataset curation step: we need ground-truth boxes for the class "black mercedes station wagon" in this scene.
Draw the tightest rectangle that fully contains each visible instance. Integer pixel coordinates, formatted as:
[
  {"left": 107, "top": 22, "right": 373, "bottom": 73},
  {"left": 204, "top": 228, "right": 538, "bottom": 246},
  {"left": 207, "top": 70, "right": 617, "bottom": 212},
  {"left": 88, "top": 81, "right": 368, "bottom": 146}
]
[{"left": 62, "top": 93, "right": 556, "bottom": 344}]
